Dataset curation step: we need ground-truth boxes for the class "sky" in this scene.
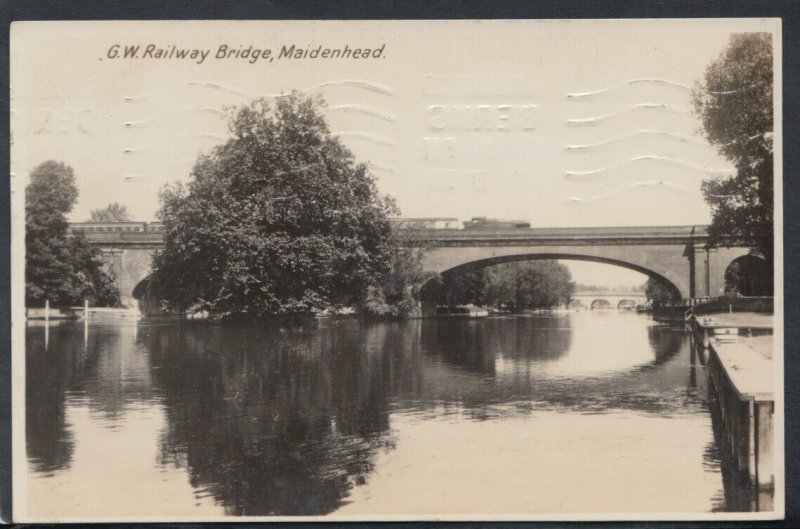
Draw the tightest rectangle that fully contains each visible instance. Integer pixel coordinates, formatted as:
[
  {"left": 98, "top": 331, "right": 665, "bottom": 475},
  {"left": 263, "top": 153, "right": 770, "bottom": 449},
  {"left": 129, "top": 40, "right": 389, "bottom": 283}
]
[{"left": 10, "top": 19, "right": 779, "bottom": 287}]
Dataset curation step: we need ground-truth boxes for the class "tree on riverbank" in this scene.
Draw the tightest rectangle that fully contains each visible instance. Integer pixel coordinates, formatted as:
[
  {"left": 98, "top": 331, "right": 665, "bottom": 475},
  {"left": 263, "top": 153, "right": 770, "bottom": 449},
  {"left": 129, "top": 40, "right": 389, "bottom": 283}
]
[
  {"left": 428, "top": 260, "right": 575, "bottom": 311},
  {"left": 483, "top": 261, "right": 574, "bottom": 311},
  {"left": 692, "top": 33, "right": 774, "bottom": 275},
  {"left": 426, "top": 267, "right": 486, "bottom": 307},
  {"left": 357, "top": 229, "right": 434, "bottom": 319},
  {"left": 25, "top": 161, "right": 121, "bottom": 307},
  {"left": 149, "top": 93, "right": 397, "bottom": 317},
  {"left": 644, "top": 277, "right": 680, "bottom": 307}
]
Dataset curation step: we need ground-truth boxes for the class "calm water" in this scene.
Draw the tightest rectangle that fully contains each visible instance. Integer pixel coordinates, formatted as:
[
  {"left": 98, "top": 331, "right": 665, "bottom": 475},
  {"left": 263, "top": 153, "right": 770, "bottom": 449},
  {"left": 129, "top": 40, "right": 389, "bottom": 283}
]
[{"left": 25, "top": 312, "right": 751, "bottom": 518}]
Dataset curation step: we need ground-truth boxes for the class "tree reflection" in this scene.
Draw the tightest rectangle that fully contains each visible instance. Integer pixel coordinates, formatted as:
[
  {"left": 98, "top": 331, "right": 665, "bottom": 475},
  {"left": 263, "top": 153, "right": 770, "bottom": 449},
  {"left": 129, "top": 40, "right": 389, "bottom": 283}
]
[
  {"left": 143, "top": 322, "right": 393, "bottom": 515},
  {"left": 422, "top": 316, "right": 573, "bottom": 374},
  {"left": 26, "top": 326, "right": 76, "bottom": 473},
  {"left": 27, "top": 315, "right": 717, "bottom": 515},
  {"left": 647, "top": 325, "right": 685, "bottom": 365},
  {"left": 26, "top": 322, "right": 155, "bottom": 473}
]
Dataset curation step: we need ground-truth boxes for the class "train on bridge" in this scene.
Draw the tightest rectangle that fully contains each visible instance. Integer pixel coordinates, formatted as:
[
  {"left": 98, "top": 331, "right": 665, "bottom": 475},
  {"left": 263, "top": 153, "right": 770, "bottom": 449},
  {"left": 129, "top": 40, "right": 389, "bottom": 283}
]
[
  {"left": 70, "top": 221, "right": 166, "bottom": 234},
  {"left": 388, "top": 217, "right": 531, "bottom": 230},
  {"left": 72, "top": 217, "right": 532, "bottom": 234}
]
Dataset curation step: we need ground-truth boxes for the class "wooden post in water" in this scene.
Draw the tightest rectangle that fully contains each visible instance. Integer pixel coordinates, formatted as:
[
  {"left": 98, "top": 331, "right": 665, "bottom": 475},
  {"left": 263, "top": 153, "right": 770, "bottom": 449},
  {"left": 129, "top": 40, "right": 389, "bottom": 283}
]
[
  {"left": 756, "top": 401, "right": 775, "bottom": 491},
  {"left": 747, "top": 398, "right": 757, "bottom": 485},
  {"left": 44, "top": 298, "right": 50, "bottom": 350},
  {"left": 84, "top": 299, "right": 89, "bottom": 350}
]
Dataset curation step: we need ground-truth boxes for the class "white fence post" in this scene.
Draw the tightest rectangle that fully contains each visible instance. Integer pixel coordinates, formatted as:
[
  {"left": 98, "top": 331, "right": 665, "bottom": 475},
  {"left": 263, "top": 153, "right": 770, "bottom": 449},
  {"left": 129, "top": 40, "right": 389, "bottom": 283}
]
[{"left": 84, "top": 299, "right": 89, "bottom": 350}]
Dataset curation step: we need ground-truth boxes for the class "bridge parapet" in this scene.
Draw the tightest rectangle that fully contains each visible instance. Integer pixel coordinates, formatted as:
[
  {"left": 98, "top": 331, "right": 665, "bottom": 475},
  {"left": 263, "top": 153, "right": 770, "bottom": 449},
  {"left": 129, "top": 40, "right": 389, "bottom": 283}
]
[
  {"left": 71, "top": 221, "right": 710, "bottom": 247},
  {"left": 405, "top": 225, "right": 709, "bottom": 246}
]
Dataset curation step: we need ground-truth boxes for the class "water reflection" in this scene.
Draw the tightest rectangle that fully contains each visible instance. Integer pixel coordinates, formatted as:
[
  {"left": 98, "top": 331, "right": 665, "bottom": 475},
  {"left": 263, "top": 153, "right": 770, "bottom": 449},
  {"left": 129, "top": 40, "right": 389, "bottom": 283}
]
[
  {"left": 26, "top": 327, "right": 75, "bottom": 473},
  {"left": 424, "top": 315, "right": 573, "bottom": 375},
  {"left": 704, "top": 382, "right": 771, "bottom": 512},
  {"left": 25, "top": 313, "right": 750, "bottom": 517},
  {"left": 144, "top": 324, "right": 392, "bottom": 515}
]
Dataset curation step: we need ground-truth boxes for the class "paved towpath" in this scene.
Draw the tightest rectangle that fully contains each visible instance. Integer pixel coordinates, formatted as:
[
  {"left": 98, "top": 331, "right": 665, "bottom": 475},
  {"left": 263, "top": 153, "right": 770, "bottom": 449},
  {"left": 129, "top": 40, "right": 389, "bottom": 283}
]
[
  {"left": 695, "top": 311, "right": 773, "bottom": 330},
  {"left": 711, "top": 339, "right": 773, "bottom": 400},
  {"left": 696, "top": 312, "right": 774, "bottom": 398}
]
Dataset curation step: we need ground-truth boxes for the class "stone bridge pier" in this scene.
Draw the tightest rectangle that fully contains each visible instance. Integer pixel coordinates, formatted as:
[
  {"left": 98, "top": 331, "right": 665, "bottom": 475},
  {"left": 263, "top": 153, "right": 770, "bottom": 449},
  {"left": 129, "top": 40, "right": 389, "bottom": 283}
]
[{"left": 97, "top": 247, "right": 157, "bottom": 308}]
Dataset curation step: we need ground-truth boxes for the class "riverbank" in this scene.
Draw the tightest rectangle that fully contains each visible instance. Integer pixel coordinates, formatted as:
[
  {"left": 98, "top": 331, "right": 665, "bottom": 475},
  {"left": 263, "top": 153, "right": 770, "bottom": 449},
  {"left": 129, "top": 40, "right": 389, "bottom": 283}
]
[
  {"left": 26, "top": 306, "right": 140, "bottom": 320},
  {"left": 692, "top": 312, "right": 775, "bottom": 509},
  {"left": 653, "top": 295, "right": 774, "bottom": 324},
  {"left": 696, "top": 311, "right": 774, "bottom": 331}
]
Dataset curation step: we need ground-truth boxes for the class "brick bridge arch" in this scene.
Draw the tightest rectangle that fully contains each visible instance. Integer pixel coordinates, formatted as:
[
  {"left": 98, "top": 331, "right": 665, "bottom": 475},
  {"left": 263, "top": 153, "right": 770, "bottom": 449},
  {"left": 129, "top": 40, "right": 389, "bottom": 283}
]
[
  {"left": 412, "top": 225, "right": 750, "bottom": 304},
  {"left": 415, "top": 252, "right": 682, "bottom": 316},
  {"left": 420, "top": 252, "right": 682, "bottom": 294}
]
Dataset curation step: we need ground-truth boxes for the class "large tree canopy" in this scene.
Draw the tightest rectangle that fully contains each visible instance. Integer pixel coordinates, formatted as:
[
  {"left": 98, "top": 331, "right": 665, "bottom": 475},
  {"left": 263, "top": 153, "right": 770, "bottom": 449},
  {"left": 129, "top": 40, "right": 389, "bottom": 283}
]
[
  {"left": 26, "top": 161, "right": 121, "bottom": 307},
  {"left": 692, "top": 33, "right": 774, "bottom": 267},
  {"left": 149, "top": 93, "right": 397, "bottom": 317}
]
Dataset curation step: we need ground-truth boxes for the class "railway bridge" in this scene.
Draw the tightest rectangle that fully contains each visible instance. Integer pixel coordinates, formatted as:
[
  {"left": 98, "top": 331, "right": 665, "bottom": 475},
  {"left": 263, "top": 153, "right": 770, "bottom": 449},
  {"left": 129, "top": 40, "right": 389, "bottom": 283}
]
[{"left": 71, "top": 222, "right": 751, "bottom": 311}]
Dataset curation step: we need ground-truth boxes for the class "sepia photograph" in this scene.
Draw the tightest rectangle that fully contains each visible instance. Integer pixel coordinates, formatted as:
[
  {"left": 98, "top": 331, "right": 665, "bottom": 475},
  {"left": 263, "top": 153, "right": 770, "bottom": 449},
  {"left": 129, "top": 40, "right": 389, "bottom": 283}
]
[{"left": 10, "top": 18, "right": 784, "bottom": 521}]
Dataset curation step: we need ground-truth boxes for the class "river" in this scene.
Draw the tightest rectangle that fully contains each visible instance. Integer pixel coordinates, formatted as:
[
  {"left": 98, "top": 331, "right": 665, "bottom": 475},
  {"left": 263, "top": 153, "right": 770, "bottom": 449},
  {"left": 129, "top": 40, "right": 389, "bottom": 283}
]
[{"left": 24, "top": 311, "right": 754, "bottom": 519}]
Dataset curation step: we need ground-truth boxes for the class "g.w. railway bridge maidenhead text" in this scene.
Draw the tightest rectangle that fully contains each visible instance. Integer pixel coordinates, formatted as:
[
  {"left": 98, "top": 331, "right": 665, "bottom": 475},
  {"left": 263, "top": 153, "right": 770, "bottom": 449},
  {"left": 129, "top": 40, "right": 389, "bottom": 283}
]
[{"left": 105, "top": 44, "right": 387, "bottom": 64}]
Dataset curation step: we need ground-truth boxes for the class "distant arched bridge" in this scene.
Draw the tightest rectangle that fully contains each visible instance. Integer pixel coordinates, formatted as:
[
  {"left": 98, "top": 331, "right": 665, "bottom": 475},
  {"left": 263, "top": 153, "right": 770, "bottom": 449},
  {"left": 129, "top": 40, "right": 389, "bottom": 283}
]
[
  {"left": 568, "top": 292, "right": 648, "bottom": 310},
  {"left": 71, "top": 222, "right": 750, "bottom": 311}
]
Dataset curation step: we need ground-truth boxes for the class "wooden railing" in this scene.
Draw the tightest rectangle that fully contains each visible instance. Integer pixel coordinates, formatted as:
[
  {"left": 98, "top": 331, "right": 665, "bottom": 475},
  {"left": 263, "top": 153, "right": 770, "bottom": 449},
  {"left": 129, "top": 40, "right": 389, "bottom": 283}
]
[{"left": 662, "top": 294, "right": 773, "bottom": 313}]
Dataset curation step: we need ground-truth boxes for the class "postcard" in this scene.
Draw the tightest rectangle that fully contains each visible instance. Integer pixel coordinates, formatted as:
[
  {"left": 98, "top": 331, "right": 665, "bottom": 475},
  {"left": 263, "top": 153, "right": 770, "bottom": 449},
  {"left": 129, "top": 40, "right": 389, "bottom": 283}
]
[{"left": 10, "top": 18, "right": 784, "bottom": 521}]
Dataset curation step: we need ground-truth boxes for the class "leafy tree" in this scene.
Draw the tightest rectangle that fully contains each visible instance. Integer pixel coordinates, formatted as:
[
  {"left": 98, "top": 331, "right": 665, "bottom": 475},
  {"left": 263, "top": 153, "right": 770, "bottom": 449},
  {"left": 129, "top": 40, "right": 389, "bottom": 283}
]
[
  {"left": 692, "top": 33, "right": 774, "bottom": 268},
  {"left": 89, "top": 202, "right": 131, "bottom": 222},
  {"left": 425, "top": 261, "right": 574, "bottom": 311},
  {"left": 26, "top": 161, "right": 78, "bottom": 305},
  {"left": 68, "top": 232, "right": 122, "bottom": 307},
  {"left": 25, "top": 161, "right": 121, "bottom": 307},
  {"left": 149, "top": 93, "right": 397, "bottom": 317},
  {"left": 644, "top": 277, "right": 680, "bottom": 306},
  {"left": 357, "top": 229, "right": 434, "bottom": 319},
  {"left": 482, "top": 261, "right": 574, "bottom": 311},
  {"left": 426, "top": 267, "right": 487, "bottom": 307}
]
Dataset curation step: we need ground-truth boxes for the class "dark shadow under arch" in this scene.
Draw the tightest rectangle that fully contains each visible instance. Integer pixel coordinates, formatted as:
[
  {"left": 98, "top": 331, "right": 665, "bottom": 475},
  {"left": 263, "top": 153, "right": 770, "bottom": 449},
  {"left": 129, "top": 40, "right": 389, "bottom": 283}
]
[
  {"left": 590, "top": 299, "right": 611, "bottom": 310},
  {"left": 724, "top": 254, "right": 772, "bottom": 296},
  {"left": 131, "top": 275, "right": 151, "bottom": 300},
  {"left": 419, "top": 253, "right": 681, "bottom": 301}
]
